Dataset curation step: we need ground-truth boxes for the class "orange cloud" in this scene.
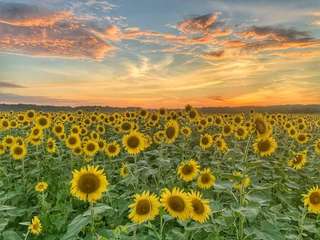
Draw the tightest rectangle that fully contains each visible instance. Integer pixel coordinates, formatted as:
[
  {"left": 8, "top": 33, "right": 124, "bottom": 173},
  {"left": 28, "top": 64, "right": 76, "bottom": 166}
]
[
  {"left": 177, "top": 13, "right": 219, "bottom": 34},
  {"left": 0, "top": 3, "right": 113, "bottom": 60}
]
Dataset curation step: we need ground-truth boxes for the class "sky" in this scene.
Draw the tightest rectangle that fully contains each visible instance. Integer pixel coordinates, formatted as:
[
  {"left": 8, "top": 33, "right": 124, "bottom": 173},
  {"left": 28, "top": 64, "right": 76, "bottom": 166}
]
[{"left": 0, "top": 0, "right": 320, "bottom": 108}]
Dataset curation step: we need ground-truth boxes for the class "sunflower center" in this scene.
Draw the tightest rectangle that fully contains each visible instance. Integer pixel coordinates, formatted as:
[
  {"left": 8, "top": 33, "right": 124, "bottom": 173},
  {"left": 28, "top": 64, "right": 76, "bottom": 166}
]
[
  {"left": 168, "top": 196, "right": 185, "bottom": 212},
  {"left": 235, "top": 117, "right": 241, "bottom": 123},
  {"left": 127, "top": 136, "right": 140, "bottom": 148},
  {"left": 87, "top": 143, "right": 96, "bottom": 151},
  {"left": 191, "top": 199, "right": 205, "bottom": 215},
  {"left": 201, "top": 137, "right": 209, "bottom": 145},
  {"left": 310, "top": 192, "right": 320, "bottom": 205},
  {"left": 189, "top": 111, "right": 196, "bottom": 119},
  {"left": 166, "top": 127, "right": 176, "bottom": 139},
  {"left": 181, "top": 164, "right": 193, "bottom": 175},
  {"left": 122, "top": 122, "right": 131, "bottom": 130},
  {"left": 14, "top": 146, "right": 23, "bottom": 155},
  {"left": 293, "top": 155, "right": 303, "bottom": 164},
  {"left": 224, "top": 126, "right": 231, "bottom": 133},
  {"left": 77, "top": 173, "right": 100, "bottom": 194},
  {"left": 39, "top": 118, "right": 47, "bottom": 126},
  {"left": 136, "top": 199, "right": 151, "bottom": 215},
  {"left": 68, "top": 137, "right": 77, "bottom": 145},
  {"left": 201, "top": 173, "right": 211, "bottom": 184},
  {"left": 237, "top": 128, "right": 244, "bottom": 136},
  {"left": 55, "top": 126, "right": 62, "bottom": 133},
  {"left": 108, "top": 145, "right": 117, "bottom": 153},
  {"left": 257, "top": 140, "right": 271, "bottom": 152},
  {"left": 298, "top": 135, "right": 305, "bottom": 141}
]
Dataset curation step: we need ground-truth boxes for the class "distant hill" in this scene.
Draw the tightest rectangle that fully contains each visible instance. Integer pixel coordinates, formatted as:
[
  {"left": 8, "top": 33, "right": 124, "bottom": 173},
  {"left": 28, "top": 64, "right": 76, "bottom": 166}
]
[
  {"left": 0, "top": 104, "right": 320, "bottom": 113},
  {"left": 0, "top": 103, "right": 319, "bottom": 114}
]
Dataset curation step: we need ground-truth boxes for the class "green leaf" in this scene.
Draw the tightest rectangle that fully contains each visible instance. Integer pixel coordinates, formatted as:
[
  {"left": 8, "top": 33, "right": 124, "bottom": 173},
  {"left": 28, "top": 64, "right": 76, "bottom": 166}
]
[
  {"left": 61, "top": 214, "right": 90, "bottom": 240},
  {"left": 2, "top": 231, "right": 23, "bottom": 240}
]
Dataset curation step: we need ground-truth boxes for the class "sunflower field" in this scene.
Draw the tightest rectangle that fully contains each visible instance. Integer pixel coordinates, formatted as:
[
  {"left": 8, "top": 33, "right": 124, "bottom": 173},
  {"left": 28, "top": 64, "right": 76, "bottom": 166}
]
[{"left": 0, "top": 107, "right": 319, "bottom": 240}]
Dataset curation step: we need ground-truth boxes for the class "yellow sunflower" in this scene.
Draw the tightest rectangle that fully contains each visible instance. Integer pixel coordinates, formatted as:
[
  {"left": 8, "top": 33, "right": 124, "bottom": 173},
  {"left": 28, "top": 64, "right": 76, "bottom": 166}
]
[
  {"left": 83, "top": 140, "right": 99, "bottom": 157},
  {"left": 71, "top": 165, "right": 109, "bottom": 202},
  {"left": 253, "top": 113, "right": 272, "bottom": 137},
  {"left": 47, "top": 138, "right": 56, "bottom": 153},
  {"left": 122, "top": 131, "right": 146, "bottom": 155},
  {"left": 177, "top": 159, "right": 200, "bottom": 182},
  {"left": 120, "top": 163, "right": 129, "bottom": 177},
  {"left": 160, "top": 187, "right": 191, "bottom": 221},
  {"left": 66, "top": 134, "right": 81, "bottom": 149},
  {"left": 36, "top": 115, "right": 51, "bottom": 129},
  {"left": 10, "top": 144, "right": 27, "bottom": 160},
  {"left": 197, "top": 168, "right": 216, "bottom": 189},
  {"left": 181, "top": 126, "right": 192, "bottom": 138},
  {"left": 288, "top": 150, "right": 307, "bottom": 170},
  {"left": 303, "top": 186, "right": 320, "bottom": 214},
  {"left": 200, "top": 134, "right": 213, "bottom": 150},
  {"left": 129, "top": 191, "right": 160, "bottom": 224},
  {"left": 164, "top": 120, "right": 180, "bottom": 144},
  {"left": 35, "top": 182, "right": 48, "bottom": 192},
  {"left": 253, "top": 136, "right": 277, "bottom": 157},
  {"left": 234, "top": 126, "right": 249, "bottom": 140},
  {"left": 28, "top": 216, "right": 42, "bottom": 235},
  {"left": 232, "top": 171, "right": 251, "bottom": 190},
  {"left": 188, "top": 191, "right": 211, "bottom": 223},
  {"left": 295, "top": 133, "right": 309, "bottom": 144},
  {"left": 105, "top": 141, "right": 121, "bottom": 158},
  {"left": 0, "top": 143, "right": 5, "bottom": 155}
]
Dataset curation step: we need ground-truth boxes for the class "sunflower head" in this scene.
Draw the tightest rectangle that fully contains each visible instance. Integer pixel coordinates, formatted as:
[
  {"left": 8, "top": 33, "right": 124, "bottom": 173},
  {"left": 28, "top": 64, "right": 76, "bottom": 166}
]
[
  {"left": 35, "top": 182, "right": 48, "bottom": 192},
  {"left": 28, "top": 216, "right": 42, "bottom": 235},
  {"left": 160, "top": 187, "right": 191, "bottom": 221},
  {"left": 122, "top": 131, "right": 146, "bottom": 155},
  {"left": 288, "top": 150, "right": 307, "bottom": 170},
  {"left": 177, "top": 159, "right": 200, "bottom": 182},
  {"left": 197, "top": 168, "right": 216, "bottom": 189},
  {"left": 188, "top": 191, "right": 211, "bottom": 223},
  {"left": 164, "top": 120, "right": 180, "bottom": 144},
  {"left": 303, "top": 186, "right": 320, "bottom": 214},
  {"left": 10, "top": 144, "right": 27, "bottom": 160},
  {"left": 129, "top": 191, "right": 160, "bottom": 224},
  {"left": 253, "top": 136, "right": 277, "bottom": 157},
  {"left": 71, "top": 165, "right": 109, "bottom": 202},
  {"left": 200, "top": 134, "right": 213, "bottom": 150}
]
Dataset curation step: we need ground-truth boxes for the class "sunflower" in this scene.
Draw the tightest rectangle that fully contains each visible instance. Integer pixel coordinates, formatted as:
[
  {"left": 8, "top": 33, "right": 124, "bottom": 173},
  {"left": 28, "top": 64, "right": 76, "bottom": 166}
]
[
  {"left": 288, "top": 150, "right": 307, "bottom": 170},
  {"left": 71, "top": 165, "right": 109, "bottom": 202},
  {"left": 122, "top": 131, "right": 146, "bottom": 155},
  {"left": 253, "top": 114, "right": 272, "bottom": 137},
  {"left": 0, "top": 119, "right": 9, "bottom": 130},
  {"left": 295, "top": 133, "right": 309, "bottom": 144},
  {"left": 288, "top": 127, "right": 297, "bottom": 138},
  {"left": 253, "top": 136, "right": 277, "bottom": 157},
  {"left": 160, "top": 187, "right": 191, "bottom": 221},
  {"left": 314, "top": 139, "right": 320, "bottom": 155},
  {"left": 234, "top": 126, "right": 248, "bottom": 140},
  {"left": 47, "top": 138, "right": 56, "bottom": 153},
  {"left": 120, "top": 163, "right": 129, "bottom": 177},
  {"left": 188, "top": 191, "right": 211, "bottom": 223},
  {"left": 197, "top": 168, "right": 216, "bottom": 189},
  {"left": 3, "top": 135, "right": 14, "bottom": 147},
  {"left": 222, "top": 124, "right": 233, "bottom": 136},
  {"left": 83, "top": 140, "right": 99, "bottom": 157},
  {"left": 35, "top": 182, "right": 48, "bottom": 192},
  {"left": 129, "top": 191, "right": 160, "bottom": 224},
  {"left": 52, "top": 123, "right": 64, "bottom": 136},
  {"left": 215, "top": 136, "right": 228, "bottom": 153},
  {"left": 28, "top": 216, "right": 42, "bottom": 235},
  {"left": 164, "top": 120, "right": 179, "bottom": 144},
  {"left": 36, "top": 115, "right": 51, "bottom": 129},
  {"left": 177, "top": 159, "right": 200, "bottom": 182},
  {"left": 303, "top": 186, "right": 320, "bottom": 214},
  {"left": 232, "top": 171, "right": 251, "bottom": 190},
  {"left": 10, "top": 144, "right": 27, "bottom": 160},
  {"left": 199, "top": 134, "right": 213, "bottom": 150},
  {"left": 181, "top": 126, "right": 192, "bottom": 138},
  {"left": 105, "top": 141, "right": 121, "bottom": 158},
  {"left": 26, "top": 110, "right": 36, "bottom": 120},
  {"left": 66, "top": 134, "right": 81, "bottom": 149}
]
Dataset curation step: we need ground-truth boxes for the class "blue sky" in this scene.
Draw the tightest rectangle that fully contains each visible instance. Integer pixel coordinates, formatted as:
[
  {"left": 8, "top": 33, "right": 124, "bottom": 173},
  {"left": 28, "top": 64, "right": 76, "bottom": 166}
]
[{"left": 0, "top": 0, "right": 319, "bottom": 107}]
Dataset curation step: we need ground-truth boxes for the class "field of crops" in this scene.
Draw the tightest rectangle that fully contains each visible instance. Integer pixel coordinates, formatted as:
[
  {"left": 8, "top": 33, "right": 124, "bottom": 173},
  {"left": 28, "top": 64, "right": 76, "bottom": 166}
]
[{"left": 0, "top": 107, "right": 319, "bottom": 240}]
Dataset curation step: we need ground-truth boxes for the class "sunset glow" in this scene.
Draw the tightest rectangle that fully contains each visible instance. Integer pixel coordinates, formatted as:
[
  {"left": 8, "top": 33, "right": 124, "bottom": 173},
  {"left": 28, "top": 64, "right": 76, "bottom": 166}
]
[{"left": 0, "top": 0, "right": 320, "bottom": 108}]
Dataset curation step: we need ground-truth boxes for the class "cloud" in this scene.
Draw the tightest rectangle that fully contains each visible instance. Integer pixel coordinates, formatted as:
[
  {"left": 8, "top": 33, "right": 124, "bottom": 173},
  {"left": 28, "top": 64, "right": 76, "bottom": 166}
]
[
  {"left": 0, "top": 2, "right": 72, "bottom": 27},
  {"left": 241, "top": 26, "right": 310, "bottom": 41},
  {"left": 177, "top": 13, "right": 219, "bottom": 34},
  {"left": 0, "top": 81, "right": 25, "bottom": 88},
  {"left": 0, "top": 2, "right": 113, "bottom": 60}
]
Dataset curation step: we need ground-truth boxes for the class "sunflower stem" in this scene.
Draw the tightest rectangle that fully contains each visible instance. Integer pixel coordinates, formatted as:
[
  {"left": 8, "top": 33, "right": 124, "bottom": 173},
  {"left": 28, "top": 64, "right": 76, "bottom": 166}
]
[
  {"left": 24, "top": 230, "right": 30, "bottom": 240},
  {"left": 298, "top": 209, "right": 307, "bottom": 239},
  {"left": 90, "top": 202, "right": 95, "bottom": 234}
]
